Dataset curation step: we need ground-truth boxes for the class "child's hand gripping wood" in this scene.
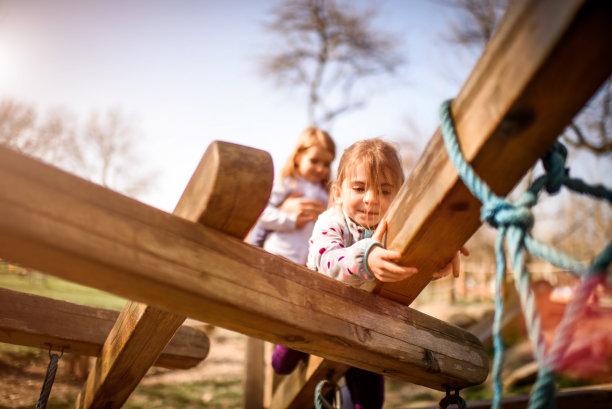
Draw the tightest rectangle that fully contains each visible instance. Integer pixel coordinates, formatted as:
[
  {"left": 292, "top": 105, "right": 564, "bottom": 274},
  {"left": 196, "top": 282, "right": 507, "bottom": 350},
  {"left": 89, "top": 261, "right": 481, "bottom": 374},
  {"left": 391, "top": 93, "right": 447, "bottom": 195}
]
[
  {"left": 366, "top": 220, "right": 419, "bottom": 282},
  {"left": 432, "top": 246, "right": 470, "bottom": 279}
]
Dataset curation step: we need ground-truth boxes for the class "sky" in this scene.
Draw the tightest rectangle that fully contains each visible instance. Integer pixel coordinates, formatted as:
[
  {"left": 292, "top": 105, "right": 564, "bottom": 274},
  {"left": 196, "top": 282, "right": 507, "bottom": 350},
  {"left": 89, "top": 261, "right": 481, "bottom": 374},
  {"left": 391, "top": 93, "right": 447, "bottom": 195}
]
[
  {"left": 7, "top": 0, "right": 608, "bottom": 220},
  {"left": 0, "top": 0, "right": 478, "bottom": 212}
]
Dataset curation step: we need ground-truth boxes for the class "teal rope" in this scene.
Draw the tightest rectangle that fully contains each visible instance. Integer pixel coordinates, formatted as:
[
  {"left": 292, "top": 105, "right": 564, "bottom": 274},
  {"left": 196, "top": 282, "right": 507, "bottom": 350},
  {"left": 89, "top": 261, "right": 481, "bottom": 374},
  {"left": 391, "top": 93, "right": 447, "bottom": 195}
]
[
  {"left": 439, "top": 99, "right": 612, "bottom": 409},
  {"left": 314, "top": 380, "right": 341, "bottom": 409}
]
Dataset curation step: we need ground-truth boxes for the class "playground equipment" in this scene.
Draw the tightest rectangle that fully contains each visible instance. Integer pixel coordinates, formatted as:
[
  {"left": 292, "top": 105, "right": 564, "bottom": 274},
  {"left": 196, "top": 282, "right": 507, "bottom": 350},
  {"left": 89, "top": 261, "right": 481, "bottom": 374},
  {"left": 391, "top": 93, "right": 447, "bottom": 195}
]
[{"left": 0, "top": 0, "right": 610, "bottom": 407}]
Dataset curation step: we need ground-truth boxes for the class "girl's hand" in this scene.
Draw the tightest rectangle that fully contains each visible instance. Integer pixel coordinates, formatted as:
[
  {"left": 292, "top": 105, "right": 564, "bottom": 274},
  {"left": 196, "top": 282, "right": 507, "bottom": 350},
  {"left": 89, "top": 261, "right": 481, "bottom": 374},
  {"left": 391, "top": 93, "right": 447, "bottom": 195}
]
[
  {"left": 367, "top": 220, "right": 418, "bottom": 282},
  {"left": 432, "top": 246, "right": 470, "bottom": 279},
  {"left": 279, "top": 193, "right": 327, "bottom": 228}
]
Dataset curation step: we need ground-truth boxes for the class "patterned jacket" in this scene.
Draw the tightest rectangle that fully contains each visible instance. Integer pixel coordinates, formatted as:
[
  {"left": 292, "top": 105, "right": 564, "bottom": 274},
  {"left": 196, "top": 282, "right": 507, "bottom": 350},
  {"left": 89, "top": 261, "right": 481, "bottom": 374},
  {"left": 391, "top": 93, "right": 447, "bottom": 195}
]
[{"left": 307, "top": 206, "right": 380, "bottom": 286}]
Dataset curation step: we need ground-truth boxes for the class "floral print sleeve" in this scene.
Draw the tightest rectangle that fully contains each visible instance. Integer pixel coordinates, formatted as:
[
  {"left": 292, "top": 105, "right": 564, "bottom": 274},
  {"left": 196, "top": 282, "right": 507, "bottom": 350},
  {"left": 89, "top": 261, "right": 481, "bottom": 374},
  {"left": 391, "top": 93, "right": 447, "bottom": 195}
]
[{"left": 307, "top": 207, "right": 376, "bottom": 286}]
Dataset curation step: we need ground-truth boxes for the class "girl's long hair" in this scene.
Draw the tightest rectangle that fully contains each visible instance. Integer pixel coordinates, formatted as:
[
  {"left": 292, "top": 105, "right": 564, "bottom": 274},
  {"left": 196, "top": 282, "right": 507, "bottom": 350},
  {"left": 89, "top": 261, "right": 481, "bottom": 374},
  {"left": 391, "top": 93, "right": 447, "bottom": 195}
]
[{"left": 280, "top": 126, "right": 336, "bottom": 190}]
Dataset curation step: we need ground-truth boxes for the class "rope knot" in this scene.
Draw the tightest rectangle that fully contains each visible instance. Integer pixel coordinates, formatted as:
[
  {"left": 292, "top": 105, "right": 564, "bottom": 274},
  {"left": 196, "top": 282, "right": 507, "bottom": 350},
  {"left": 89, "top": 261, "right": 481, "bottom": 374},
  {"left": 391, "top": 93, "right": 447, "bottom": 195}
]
[
  {"left": 542, "top": 142, "right": 568, "bottom": 194},
  {"left": 481, "top": 197, "right": 534, "bottom": 230}
]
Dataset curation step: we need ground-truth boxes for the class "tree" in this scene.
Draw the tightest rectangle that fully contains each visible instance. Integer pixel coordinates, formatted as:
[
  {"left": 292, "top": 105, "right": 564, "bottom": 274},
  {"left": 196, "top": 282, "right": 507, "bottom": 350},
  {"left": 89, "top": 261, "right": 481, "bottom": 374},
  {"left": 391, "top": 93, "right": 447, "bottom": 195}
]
[
  {"left": 441, "top": 0, "right": 612, "bottom": 156},
  {"left": 259, "top": 0, "right": 404, "bottom": 127},
  {"left": 0, "top": 99, "right": 154, "bottom": 198}
]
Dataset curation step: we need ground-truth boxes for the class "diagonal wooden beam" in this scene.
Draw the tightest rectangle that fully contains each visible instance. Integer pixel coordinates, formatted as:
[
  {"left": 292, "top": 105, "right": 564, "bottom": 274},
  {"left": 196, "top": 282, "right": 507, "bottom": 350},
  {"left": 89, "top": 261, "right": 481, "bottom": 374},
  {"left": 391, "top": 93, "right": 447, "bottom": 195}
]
[
  {"left": 376, "top": 0, "right": 612, "bottom": 305},
  {"left": 75, "top": 141, "right": 273, "bottom": 409},
  {"left": 0, "top": 287, "right": 209, "bottom": 369},
  {"left": 268, "top": 0, "right": 612, "bottom": 406},
  {"left": 0, "top": 145, "right": 489, "bottom": 391}
]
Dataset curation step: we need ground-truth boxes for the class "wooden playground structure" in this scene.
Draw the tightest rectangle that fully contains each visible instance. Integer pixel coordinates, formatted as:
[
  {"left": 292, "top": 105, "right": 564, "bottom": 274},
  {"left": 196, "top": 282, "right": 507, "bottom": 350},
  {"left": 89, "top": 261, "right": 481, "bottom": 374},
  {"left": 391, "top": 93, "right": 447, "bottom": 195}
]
[{"left": 0, "top": 0, "right": 611, "bottom": 408}]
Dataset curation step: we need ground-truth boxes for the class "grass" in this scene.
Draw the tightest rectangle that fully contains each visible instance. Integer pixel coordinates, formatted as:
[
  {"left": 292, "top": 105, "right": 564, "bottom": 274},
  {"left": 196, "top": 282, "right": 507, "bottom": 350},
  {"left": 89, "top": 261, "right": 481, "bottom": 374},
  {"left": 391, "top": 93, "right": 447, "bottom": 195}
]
[
  {"left": 0, "top": 380, "right": 244, "bottom": 409},
  {"left": 0, "top": 262, "right": 126, "bottom": 310}
]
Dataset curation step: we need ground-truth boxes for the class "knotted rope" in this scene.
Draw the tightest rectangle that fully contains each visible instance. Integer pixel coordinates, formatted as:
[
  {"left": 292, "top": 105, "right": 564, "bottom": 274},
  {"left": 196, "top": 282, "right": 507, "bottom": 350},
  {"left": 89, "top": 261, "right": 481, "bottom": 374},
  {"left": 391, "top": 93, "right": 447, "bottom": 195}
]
[{"left": 439, "top": 99, "right": 611, "bottom": 409}]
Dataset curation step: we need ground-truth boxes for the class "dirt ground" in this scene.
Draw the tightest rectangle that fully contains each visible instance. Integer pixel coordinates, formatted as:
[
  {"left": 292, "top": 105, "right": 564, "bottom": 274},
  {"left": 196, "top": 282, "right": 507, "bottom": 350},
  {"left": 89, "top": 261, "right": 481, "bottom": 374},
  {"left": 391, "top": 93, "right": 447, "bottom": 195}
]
[{"left": 0, "top": 327, "right": 246, "bottom": 408}]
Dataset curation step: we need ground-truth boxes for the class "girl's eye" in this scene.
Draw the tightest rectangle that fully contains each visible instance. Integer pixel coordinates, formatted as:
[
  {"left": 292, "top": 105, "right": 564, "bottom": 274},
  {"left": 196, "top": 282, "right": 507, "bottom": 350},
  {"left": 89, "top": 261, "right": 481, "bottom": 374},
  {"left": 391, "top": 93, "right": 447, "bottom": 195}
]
[
  {"left": 352, "top": 186, "right": 364, "bottom": 192},
  {"left": 382, "top": 190, "right": 392, "bottom": 195}
]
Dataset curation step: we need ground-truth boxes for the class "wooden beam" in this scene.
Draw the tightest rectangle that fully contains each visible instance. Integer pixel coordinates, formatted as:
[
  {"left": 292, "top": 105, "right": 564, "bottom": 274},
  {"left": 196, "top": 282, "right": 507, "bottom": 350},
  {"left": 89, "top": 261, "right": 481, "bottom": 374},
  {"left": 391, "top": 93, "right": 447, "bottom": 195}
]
[
  {"left": 267, "top": 0, "right": 612, "bottom": 405},
  {"left": 375, "top": 0, "right": 612, "bottom": 305},
  {"left": 76, "top": 141, "right": 273, "bottom": 409},
  {"left": 0, "top": 145, "right": 489, "bottom": 391},
  {"left": 0, "top": 287, "right": 209, "bottom": 369},
  {"left": 269, "top": 356, "right": 349, "bottom": 409},
  {"left": 243, "top": 336, "right": 266, "bottom": 409}
]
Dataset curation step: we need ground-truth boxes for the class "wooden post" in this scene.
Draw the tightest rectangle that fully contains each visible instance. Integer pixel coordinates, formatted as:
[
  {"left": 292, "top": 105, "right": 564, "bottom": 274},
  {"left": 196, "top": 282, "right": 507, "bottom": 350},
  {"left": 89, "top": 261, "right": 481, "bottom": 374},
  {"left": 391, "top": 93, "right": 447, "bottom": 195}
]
[
  {"left": 0, "top": 145, "right": 489, "bottom": 391},
  {"left": 70, "top": 141, "right": 273, "bottom": 409},
  {"left": 0, "top": 287, "right": 209, "bottom": 369},
  {"left": 267, "top": 0, "right": 612, "bottom": 406}
]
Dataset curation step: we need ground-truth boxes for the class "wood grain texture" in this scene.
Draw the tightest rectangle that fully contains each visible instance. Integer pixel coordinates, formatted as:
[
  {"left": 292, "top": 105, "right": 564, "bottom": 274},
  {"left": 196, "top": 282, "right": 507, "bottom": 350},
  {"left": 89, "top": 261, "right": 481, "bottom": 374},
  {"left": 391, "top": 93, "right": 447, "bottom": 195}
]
[
  {"left": 0, "top": 145, "right": 488, "bottom": 391},
  {"left": 74, "top": 141, "right": 273, "bottom": 409},
  {"left": 375, "top": 0, "right": 612, "bottom": 304},
  {"left": 0, "top": 287, "right": 209, "bottom": 369},
  {"left": 266, "top": 0, "right": 612, "bottom": 405}
]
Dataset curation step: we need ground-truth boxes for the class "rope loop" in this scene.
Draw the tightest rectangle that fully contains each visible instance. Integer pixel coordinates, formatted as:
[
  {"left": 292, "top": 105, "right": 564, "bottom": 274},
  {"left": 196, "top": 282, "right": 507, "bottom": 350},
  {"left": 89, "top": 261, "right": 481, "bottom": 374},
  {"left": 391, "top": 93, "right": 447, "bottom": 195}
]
[
  {"left": 481, "top": 197, "right": 534, "bottom": 231},
  {"left": 314, "top": 379, "right": 342, "bottom": 409}
]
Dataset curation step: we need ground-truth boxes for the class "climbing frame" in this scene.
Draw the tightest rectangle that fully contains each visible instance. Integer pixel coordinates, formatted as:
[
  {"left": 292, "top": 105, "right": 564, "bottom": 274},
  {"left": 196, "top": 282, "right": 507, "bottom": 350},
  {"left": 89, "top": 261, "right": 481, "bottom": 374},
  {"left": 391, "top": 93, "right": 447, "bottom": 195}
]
[
  {"left": 0, "top": 0, "right": 609, "bottom": 407},
  {"left": 263, "top": 0, "right": 612, "bottom": 407},
  {"left": 0, "top": 140, "right": 488, "bottom": 404}
]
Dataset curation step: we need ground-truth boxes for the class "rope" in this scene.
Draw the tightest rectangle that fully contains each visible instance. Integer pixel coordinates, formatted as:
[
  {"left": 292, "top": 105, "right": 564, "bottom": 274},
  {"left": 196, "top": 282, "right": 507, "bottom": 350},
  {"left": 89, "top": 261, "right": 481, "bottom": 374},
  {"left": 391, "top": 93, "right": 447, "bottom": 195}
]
[
  {"left": 36, "top": 352, "right": 60, "bottom": 409},
  {"left": 314, "top": 379, "right": 341, "bottom": 409},
  {"left": 439, "top": 99, "right": 612, "bottom": 409}
]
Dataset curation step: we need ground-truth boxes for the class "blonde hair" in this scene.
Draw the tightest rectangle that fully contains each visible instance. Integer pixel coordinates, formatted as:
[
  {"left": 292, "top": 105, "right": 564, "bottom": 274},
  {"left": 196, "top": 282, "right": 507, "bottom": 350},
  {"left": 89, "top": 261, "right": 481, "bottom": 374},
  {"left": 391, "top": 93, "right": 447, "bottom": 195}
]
[
  {"left": 333, "top": 138, "right": 404, "bottom": 203},
  {"left": 280, "top": 126, "right": 336, "bottom": 189}
]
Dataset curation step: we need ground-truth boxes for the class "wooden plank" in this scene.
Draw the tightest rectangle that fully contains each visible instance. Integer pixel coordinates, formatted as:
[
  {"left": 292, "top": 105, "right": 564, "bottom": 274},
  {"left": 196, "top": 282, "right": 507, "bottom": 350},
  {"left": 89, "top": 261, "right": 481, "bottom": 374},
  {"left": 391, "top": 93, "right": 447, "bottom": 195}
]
[
  {"left": 0, "top": 287, "right": 209, "bottom": 369},
  {"left": 268, "top": 0, "right": 612, "bottom": 406},
  {"left": 375, "top": 0, "right": 612, "bottom": 305},
  {"left": 0, "top": 145, "right": 489, "bottom": 391},
  {"left": 76, "top": 141, "right": 273, "bottom": 409}
]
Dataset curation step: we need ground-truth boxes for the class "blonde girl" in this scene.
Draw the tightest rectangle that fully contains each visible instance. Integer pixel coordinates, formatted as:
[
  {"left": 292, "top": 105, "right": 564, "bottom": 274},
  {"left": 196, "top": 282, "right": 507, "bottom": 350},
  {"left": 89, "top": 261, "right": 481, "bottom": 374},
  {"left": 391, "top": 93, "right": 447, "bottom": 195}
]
[{"left": 251, "top": 126, "right": 335, "bottom": 265}]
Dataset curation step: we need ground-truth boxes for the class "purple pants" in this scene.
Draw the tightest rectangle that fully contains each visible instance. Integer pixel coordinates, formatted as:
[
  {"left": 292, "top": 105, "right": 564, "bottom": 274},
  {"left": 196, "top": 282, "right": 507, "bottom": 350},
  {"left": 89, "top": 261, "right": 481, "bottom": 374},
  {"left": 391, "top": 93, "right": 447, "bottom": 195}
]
[{"left": 272, "top": 345, "right": 385, "bottom": 409}]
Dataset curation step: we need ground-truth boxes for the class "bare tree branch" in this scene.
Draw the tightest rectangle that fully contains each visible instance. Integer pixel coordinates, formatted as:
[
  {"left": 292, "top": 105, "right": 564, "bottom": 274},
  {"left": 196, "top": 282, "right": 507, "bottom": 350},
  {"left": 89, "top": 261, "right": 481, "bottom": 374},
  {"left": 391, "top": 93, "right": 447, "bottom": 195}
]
[
  {"left": 259, "top": 0, "right": 404, "bottom": 126},
  {"left": 0, "top": 99, "right": 155, "bottom": 197}
]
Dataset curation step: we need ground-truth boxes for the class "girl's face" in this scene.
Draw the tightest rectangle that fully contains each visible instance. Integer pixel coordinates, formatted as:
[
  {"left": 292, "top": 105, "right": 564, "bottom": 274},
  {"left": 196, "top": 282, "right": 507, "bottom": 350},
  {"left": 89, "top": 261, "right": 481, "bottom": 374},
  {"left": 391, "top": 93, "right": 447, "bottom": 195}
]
[
  {"left": 295, "top": 145, "right": 334, "bottom": 184},
  {"left": 334, "top": 161, "right": 398, "bottom": 229}
]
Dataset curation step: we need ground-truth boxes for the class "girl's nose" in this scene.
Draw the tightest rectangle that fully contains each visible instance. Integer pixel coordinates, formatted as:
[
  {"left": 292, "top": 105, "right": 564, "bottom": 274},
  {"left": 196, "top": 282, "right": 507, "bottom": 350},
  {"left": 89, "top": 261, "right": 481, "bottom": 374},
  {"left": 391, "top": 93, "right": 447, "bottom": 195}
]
[{"left": 363, "top": 189, "right": 379, "bottom": 204}]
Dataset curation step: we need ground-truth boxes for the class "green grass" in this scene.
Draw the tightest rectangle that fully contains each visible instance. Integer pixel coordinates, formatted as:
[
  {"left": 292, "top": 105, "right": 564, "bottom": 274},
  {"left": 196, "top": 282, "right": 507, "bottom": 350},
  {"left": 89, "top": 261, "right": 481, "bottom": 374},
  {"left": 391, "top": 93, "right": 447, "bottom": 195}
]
[
  {"left": 126, "top": 380, "right": 243, "bottom": 409},
  {"left": 0, "top": 263, "right": 126, "bottom": 310},
  {"left": 0, "top": 380, "right": 244, "bottom": 409}
]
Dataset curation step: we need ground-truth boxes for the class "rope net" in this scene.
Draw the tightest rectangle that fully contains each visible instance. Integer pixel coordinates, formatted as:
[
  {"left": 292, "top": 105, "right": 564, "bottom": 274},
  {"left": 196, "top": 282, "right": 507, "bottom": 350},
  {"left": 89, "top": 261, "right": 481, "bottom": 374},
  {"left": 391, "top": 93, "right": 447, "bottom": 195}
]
[{"left": 439, "top": 99, "right": 612, "bottom": 409}]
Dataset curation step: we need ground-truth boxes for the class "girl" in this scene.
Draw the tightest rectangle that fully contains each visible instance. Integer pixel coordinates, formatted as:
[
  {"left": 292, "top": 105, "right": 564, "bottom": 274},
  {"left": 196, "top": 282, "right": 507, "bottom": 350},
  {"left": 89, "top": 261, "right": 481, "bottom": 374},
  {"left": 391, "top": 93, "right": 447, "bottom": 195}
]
[
  {"left": 251, "top": 126, "right": 335, "bottom": 264},
  {"left": 256, "top": 127, "right": 336, "bottom": 385},
  {"left": 306, "top": 138, "right": 465, "bottom": 409}
]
